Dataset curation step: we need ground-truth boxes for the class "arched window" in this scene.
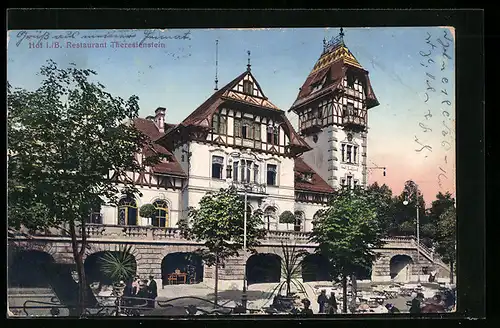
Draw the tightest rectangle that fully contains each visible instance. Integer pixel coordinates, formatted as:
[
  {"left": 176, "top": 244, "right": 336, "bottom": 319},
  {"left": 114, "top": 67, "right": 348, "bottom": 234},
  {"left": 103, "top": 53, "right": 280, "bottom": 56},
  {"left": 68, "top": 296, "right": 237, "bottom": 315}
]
[
  {"left": 264, "top": 207, "right": 277, "bottom": 231},
  {"left": 118, "top": 197, "right": 138, "bottom": 226},
  {"left": 294, "top": 211, "right": 304, "bottom": 232},
  {"left": 152, "top": 199, "right": 169, "bottom": 227}
]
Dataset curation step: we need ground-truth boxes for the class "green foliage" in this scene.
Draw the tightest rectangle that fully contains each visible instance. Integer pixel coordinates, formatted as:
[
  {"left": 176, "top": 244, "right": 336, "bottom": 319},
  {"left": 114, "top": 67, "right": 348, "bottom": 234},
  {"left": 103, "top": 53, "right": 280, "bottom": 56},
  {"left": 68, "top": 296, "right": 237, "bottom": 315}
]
[
  {"left": 268, "top": 241, "right": 308, "bottom": 298},
  {"left": 7, "top": 60, "right": 159, "bottom": 231},
  {"left": 178, "top": 186, "right": 266, "bottom": 266},
  {"left": 365, "top": 182, "right": 395, "bottom": 236},
  {"left": 310, "top": 187, "right": 385, "bottom": 278},
  {"left": 434, "top": 206, "right": 456, "bottom": 264},
  {"left": 99, "top": 245, "right": 137, "bottom": 283},
  {"left": 139, "top": 204, "right": 156, "bottom": 219},
  {"left": 279, "top": 211, "right": 296, "bottom": 224}
]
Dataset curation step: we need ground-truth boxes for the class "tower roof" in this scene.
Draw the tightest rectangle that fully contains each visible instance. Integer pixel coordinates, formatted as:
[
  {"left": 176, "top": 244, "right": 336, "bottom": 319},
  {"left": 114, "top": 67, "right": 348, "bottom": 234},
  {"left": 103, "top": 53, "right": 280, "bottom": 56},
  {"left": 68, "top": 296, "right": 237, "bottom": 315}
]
[{"left": 289, "top": 30, "right": 379, "bottom": 112}]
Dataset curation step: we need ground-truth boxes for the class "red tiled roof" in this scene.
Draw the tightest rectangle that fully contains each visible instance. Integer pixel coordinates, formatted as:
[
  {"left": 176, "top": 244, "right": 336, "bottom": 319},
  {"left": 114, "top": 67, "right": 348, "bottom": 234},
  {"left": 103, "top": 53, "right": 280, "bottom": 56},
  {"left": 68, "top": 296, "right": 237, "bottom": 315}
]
[
  {"left": 133, "top": 118, "right": 186, "bottom": 177},
  {"left": 294, "top": 157, "right": 334, "bottom": 193}
]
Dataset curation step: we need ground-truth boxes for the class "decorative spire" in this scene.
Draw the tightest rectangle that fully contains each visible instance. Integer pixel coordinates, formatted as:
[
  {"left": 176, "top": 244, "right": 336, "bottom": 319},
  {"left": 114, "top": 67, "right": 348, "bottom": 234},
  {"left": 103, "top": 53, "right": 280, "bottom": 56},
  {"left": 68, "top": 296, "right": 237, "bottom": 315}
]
[
  {"left": 323, "top": 37, "right": 327, "bottom": 51},
  {"left": 214, "top": 39, "right": 219, "bottom": 91},
  {"left": 339, "top": 27, "right": 344, "bottom": 39},
  {"left": 247, "top": 50, "right": 251, "bottom": 72}
]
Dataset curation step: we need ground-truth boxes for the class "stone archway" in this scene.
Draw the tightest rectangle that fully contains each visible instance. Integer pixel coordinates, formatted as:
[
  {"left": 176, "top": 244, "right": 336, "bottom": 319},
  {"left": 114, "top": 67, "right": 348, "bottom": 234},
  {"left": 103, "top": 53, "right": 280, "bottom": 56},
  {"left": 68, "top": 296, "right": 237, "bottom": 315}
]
[
  {"left": 390, "top": 254, "right": 413, "bottom": 282},
  {"left": 246, "top": 253, "right": 281, "bottom": 285},
  {"left": 161, "top": 252, "right": 203, "bottom": 286},
  {"left": 8, "top": 250, "right": 55, "bottom": 288},
  {"left": 84, "top": 250, "right": 138, "bottom": 285},
  {"left": 301, "top": 253, "right": 331, "bottom": 282}
]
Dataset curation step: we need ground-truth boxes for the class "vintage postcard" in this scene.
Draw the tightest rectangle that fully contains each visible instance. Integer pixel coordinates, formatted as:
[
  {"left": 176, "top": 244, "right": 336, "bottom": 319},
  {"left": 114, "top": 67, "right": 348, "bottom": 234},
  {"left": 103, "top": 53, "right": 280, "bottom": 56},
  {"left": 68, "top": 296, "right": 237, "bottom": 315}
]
[{"left": 7, "top": 27, "right": 456, "bottom": 317}]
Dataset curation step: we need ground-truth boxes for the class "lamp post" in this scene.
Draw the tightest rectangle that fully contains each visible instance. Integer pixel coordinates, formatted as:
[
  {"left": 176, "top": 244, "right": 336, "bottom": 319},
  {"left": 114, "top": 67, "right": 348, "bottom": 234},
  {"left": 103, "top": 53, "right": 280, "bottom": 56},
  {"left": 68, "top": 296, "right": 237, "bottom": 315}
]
[
  {"left": 403, "top": 180, "right": 421, "bottom": 283},
  {"left": 228, "top": 150, "right": 263, "bottom": 312}
]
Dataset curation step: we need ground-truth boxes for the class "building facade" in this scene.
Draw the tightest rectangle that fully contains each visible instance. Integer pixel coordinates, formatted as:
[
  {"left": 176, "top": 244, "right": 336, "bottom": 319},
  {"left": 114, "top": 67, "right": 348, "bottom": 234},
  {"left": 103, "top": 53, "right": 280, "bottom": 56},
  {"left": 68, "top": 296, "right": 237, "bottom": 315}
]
[{"left": 96, "top": 31, "right": 379, "bottom": 233}]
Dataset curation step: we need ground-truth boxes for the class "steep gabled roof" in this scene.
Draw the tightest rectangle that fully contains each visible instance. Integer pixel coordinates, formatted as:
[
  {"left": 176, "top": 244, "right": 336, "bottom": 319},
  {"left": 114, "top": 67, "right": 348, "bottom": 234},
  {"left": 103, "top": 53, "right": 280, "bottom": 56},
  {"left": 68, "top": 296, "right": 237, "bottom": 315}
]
[
  {"left": 294, "top": 157, "right": 334, "bottom": 193},
  {"left": 289, "top": 36, "right": 379, "bottom": 112},
  {"left": 162, "top": 70, "right": 311, "bottom": 154}
]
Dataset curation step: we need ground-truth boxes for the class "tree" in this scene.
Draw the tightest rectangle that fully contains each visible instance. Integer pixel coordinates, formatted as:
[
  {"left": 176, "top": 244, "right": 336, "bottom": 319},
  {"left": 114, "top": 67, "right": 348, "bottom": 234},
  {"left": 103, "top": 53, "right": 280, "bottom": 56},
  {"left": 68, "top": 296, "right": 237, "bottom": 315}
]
[
  {"left": 178, "top": 186, "right": 266, "bottom": 307},
  {"left": 365, "top": 183, "right": 395, "bottom": 236},
  {"left": 309, "top": 187, "right": 385, "bottom": 313},
  {"left": 434, "top": 206, "right": 456, "bottom": 283},
  {"left": 7, "top": 60, "right": 158, "bottom": 316},
  {"left": 279, "top": 210, "right": 295, "bottom": 231},
  {"left": 391, "top": 180, "right": 427, "bottom": 236}
]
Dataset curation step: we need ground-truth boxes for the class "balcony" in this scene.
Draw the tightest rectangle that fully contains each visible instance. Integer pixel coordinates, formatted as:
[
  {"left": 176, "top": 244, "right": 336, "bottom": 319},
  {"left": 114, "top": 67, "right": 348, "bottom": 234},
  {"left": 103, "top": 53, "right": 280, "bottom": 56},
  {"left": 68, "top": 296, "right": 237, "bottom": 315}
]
[
  {"left": 299, "top": 118, "right": 322, "bottom": 134},
  {"left": 231, "top": 181, "right": 267, "bottom": 196},
  {"left": 342, "top": 114, "right": 366, "bottom": 131}
]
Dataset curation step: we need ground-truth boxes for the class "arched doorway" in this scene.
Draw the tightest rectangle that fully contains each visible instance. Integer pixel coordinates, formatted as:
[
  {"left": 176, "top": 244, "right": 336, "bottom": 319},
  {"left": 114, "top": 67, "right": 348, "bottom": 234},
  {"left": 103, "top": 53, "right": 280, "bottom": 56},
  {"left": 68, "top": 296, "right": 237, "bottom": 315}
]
[
  {"left": 84, "top": 251, "right": 137, "bottom": 285},
  {"left": 246, "top": 253, "right": 281, "bottom": 285},
  {"left": 8, "top": 250, "right": 55, "bottom": 288},
  {"left": 161, "top": 252, "right": 203, "bottom": 286},
  {"left": 390, "top": 255, "right": 413, "bottom": 282},
  {"left": 301, "top": 254, "right": 331, "bottom": 282}
]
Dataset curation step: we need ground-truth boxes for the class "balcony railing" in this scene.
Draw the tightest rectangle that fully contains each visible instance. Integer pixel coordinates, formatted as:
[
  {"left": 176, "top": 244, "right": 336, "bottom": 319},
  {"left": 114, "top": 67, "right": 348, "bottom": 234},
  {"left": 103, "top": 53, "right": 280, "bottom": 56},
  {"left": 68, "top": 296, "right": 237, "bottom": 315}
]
[
  {"left": 342, "top": 115, "right": 366, "bottom": 128},
  {"left": 231, "top": 181, "right": 267, "bottom": 195}
]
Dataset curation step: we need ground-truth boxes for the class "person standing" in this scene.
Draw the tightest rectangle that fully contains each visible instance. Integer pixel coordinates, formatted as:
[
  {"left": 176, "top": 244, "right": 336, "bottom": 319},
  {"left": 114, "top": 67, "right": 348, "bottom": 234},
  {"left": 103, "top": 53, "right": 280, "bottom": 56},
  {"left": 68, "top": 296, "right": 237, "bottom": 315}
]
[
  {"left": 147, "top": 275, "right": 158, "bottom": 309},
  {"left": 317, "top": 290, "right": 328, "bottom": 313},
  {"left": 328, "top": 292, "right": 338, "bottom": 314},
  {"left": 409, "top": 293, "right": 422, "bottom": 314},
  {"left": 131, "top": 276, "right": 140, "bottom": 295}
]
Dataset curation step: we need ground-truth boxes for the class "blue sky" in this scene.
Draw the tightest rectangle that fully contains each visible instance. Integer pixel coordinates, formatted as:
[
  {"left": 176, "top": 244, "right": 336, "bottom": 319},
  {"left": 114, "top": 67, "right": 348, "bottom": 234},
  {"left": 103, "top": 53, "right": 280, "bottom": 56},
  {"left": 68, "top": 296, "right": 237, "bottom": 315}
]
[{"left": 7, "top": 27, "right": 455, "bottom": 204}]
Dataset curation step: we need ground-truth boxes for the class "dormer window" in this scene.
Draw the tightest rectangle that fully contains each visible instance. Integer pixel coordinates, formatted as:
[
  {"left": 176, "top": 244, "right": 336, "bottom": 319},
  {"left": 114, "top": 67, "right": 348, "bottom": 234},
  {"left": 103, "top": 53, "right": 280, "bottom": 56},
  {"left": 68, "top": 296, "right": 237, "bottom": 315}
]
[
  {"left": 304, "top": 173, "right": 313, "bottom": 182},
  {"left": 243, "top": 80, "right": 254, "bottom": 94}
]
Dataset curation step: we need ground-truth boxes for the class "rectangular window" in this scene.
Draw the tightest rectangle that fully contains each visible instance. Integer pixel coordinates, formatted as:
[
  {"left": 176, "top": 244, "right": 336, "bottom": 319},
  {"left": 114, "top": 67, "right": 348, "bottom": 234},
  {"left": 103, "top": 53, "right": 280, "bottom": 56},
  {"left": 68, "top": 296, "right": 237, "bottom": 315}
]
[
  {"left": 347, "top": 175, "right": 353, "bottom": 188},
  {"left": 212, "top": 155, "right": 224, "bottom": 179},
  {"left": 267, "top": 164, "right": 277, "bottom": 186},
  {"left": 273, "top": 129, "right": 279, "bottom": 145},
  {"left": 242, "top": 124, "right": 248, "bottom": 139},
  {"left": 353, "top": 146, "right": 357, "bottom": 163},
  {"left": 253, "top": 164, "right": 259, "bottom": 183},
  {"left": 347, "top": 102, "right": 354, "bottom": 116},
  {"left": 243, "top": 80, "right": 254, "bottom": 94},
  {"left": 346, "top": 145, "right": 352, "bottom": 163},
  {"left": 267, "top": 131, "right": 272, "bottom": 143},
  {"left": 241, "top": 160, "right": 246, "bottom": 182},
  {"left": 233, "top": 161, "right": 239, "bottom": 181},
  {"left": 218, "top": 116, "right": 227, "bottom": 134},
  {"left": 354, "top": 180, "right": 359, "bottom": 188},
  {"left": 246, "top": 160, "right": 252, "bottom": 183},
  {"left": 341, "top": 178, "right": 346, "bottom": 186},
  {"left": 341, "top": 144, "right": 346, "bottom": 162},
  {"left": 234, "top": 119, "right": 241, "bottom": 137},
  {"left": 254, "top": 122, "right": 261, "bottom": 141}
]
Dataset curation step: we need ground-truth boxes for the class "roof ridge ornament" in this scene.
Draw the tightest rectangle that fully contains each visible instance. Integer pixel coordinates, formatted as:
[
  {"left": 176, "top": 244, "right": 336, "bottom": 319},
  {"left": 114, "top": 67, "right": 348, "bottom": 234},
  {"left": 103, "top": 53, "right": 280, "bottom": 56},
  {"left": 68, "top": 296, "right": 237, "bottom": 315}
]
[
  {"left": 323, "top": 27, "right": 346, "bottom": 54},
  {"left": 247, "top": 50, "right": 251, "bottom": 72}
]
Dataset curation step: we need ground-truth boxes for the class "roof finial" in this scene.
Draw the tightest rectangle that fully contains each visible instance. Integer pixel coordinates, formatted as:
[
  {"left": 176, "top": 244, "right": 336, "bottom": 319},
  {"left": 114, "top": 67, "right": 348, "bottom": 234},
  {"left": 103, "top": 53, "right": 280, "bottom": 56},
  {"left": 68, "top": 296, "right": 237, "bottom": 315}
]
[
  {"left": 247, "top": 50, "right": 251, "bottom": 72},
  {"left": 339, "top": 27, "right": 345, "bottom": 42},
  {"left": 214, "top": 39, "right": 219, "bottom": 91}
]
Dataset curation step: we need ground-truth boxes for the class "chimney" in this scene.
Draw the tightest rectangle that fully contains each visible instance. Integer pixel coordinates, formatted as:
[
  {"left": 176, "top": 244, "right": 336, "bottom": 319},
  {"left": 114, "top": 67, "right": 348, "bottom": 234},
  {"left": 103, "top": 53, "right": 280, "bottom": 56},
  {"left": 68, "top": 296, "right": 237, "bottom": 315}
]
[{"left": 154, "top": 107, "right": 166, "bottom": 133}]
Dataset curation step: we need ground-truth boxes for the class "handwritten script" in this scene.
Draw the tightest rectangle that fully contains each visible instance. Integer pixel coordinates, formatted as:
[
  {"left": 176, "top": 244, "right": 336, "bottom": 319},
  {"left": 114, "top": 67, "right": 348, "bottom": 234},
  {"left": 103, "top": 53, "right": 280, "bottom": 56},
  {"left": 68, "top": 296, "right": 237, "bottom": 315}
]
[
  {"left": 13, "top": 30, "right": 192, "bottom": 47},
  {"left": 416, "top": 30, "right": 454, "bottom": 191}
]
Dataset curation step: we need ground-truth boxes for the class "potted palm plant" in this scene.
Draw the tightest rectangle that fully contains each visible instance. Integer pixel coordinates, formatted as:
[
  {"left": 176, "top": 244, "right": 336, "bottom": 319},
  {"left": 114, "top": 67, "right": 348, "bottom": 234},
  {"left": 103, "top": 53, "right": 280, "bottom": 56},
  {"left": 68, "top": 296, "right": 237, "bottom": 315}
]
[
  {"left": 99, "top": 245, "right": 137, "bottom": 297},
  {"left": 266, "top": 241, "right": 308, "bottom": 312}
]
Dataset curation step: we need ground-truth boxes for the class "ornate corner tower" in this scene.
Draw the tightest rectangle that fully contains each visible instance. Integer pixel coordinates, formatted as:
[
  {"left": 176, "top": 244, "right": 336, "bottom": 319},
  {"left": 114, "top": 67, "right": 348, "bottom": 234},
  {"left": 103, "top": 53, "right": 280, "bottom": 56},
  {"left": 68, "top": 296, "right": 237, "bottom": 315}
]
[{"left": 288, "top": 28, "right": 379, "bottom": 189}]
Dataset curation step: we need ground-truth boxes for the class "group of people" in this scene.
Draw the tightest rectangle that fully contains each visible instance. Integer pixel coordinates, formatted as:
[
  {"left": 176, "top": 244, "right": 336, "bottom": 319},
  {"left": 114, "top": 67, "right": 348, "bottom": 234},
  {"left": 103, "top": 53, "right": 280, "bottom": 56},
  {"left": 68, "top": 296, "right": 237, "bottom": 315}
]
[
  {"left": 409, "top": 289, "right": 456, "bottom": 313},
  {"left": 316, "top": 290, "right": 339, "bottom": 314},
  {"left": 123, "top": 275, "right": 158, "bottom": 309}
]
